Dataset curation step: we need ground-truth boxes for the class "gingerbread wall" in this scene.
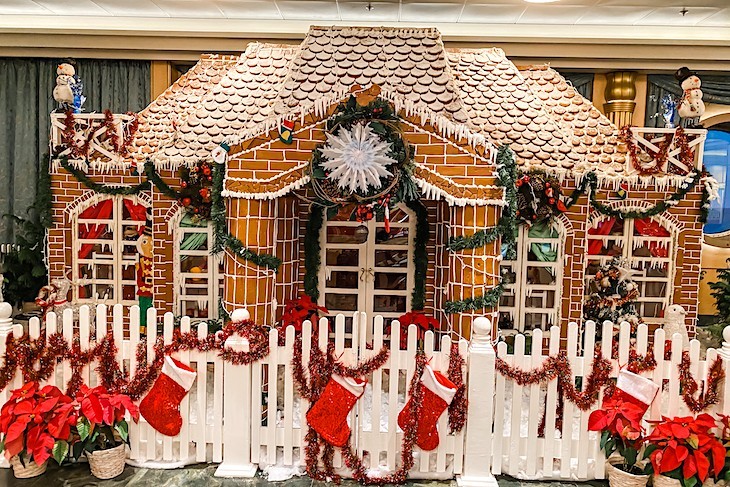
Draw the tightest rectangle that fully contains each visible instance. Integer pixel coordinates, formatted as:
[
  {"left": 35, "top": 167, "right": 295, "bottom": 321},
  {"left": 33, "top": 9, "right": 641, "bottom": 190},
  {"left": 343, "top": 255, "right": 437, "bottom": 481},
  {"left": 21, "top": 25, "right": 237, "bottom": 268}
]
[
  {"left": 224, "top": 111, "right": 501, "bottom": 327},
  {"left": 552, "top": 179, "right": 704, "bottom": 336}
]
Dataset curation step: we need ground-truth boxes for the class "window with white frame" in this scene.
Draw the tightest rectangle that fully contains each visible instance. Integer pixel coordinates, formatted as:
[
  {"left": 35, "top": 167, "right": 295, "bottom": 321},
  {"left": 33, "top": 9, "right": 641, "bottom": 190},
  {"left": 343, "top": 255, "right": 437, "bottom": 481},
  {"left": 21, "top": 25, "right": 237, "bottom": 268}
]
[
  {"left": 498, "top": 222, "right": 562, "bottom": 333},
  {"left": 74, "top": 196, "right": 149, "bottom": 305},
  {"left": 175, "top": 215, "right": 225, "bottom": 320},
  {"left": 586, "top": 216, "right": 674, "bottom": 321}
]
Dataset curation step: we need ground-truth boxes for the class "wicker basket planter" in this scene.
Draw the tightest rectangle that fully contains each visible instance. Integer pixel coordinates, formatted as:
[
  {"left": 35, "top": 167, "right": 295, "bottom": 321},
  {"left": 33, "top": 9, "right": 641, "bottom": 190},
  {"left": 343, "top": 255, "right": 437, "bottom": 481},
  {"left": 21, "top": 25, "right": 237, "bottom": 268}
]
[
  {"left": 653, "top": 475, "right": 682, "bottom": 487},
  {"left": 9, "top": 454, "right": 47, "bottom": 478},
  {"left": 86, "top": 443, "right": 126, "bottom": 479},
  {"left": 605, "top": 460, "right": 649, "bottom": 487}
]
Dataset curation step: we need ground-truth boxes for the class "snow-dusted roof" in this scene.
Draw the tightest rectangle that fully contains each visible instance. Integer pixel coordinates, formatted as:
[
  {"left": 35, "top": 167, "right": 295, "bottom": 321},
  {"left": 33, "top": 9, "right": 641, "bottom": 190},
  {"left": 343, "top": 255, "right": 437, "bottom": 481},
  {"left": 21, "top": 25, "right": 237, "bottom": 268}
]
[{"left": 128, "top": 25, "right": 627, "bottom": 177}]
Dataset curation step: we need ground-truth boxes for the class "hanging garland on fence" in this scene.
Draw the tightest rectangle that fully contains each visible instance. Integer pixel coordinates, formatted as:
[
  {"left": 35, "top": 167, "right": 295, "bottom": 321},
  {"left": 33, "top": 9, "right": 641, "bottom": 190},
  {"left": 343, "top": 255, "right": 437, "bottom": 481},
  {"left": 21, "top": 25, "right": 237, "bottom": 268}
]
[
  {"left": 447, "top": 342, "right": 468, "bottom": 434},
  {"left": 679, "top": 352, "right": 724, "bottom": 413},
  {"left": 618, "top": 126, "right": 693, "bottom": 176},
  {"left": 0, "top": 319, "right": 269, "bottom": 399}
]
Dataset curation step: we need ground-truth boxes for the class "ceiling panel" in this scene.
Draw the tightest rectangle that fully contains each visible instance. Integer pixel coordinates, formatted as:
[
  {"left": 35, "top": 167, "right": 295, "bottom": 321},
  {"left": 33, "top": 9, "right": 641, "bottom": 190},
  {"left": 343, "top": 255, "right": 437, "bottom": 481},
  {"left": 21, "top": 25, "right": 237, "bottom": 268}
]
[
  {"left": 637, "top": 7, "right": 720, "bottom": 25},
  {"left": 338, "top": 1, "right": 401, "bottom": 22},
  {"left": 275, "top": 0, "right": 340, "bottom": 20},
  {"left": 90, "top": 0, "right": 166, "bottom": 17},
  {"left": 519, "top": 5, "right": 590, "bottom": 24},
  {"left": 34, "top": 0, "right": 108, "bottom": 16},
  {"left": 460, "top": 3, "right": 527, "bottom": 23},
  {"left": 400, "top": 2, "right": 464, "bottom": 22},
  {"left": 153, "top": 0, "right": 225, "bottom": 18},
  {"left": 576, "top": 6, "right": 654, "bottom": 24},
  {"left": 0, "top": 0, "right": 52, "bottom": 14},
  {"left": 701, "top": 8, "right": 730, "bottom": 26},
  {"left": 216, "top": 1, "right": 282, "bottom": 19}
]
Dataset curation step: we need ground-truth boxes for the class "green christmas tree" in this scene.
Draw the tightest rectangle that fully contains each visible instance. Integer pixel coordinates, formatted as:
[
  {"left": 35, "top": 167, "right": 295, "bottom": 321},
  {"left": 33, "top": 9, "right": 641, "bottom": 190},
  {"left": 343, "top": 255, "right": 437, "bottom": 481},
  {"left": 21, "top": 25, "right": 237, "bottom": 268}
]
[{"left": 584, "top": 257, "right": 641, "bottom": 328}]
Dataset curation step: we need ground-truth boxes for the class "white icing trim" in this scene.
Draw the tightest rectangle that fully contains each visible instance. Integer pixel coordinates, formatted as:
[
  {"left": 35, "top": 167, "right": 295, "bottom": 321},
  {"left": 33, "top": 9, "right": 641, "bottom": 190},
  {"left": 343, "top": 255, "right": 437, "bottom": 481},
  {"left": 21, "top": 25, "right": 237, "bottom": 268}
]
[
  {"left": 332, "top": 374, "right": 366, "bottom": 397},
  {"left": 421, "top": 365, "right": 457, "bottom": 405},
  {"left": 162, "top": 355, "right": 197, "bottom": 392}
]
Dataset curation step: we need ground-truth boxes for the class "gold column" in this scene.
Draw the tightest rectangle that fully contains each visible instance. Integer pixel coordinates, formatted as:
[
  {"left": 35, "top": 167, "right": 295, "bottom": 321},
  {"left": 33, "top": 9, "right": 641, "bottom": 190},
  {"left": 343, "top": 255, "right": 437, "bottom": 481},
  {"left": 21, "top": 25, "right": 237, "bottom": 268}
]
[{"left": 603, "top": 71, "right": 638, "bottom": 127}]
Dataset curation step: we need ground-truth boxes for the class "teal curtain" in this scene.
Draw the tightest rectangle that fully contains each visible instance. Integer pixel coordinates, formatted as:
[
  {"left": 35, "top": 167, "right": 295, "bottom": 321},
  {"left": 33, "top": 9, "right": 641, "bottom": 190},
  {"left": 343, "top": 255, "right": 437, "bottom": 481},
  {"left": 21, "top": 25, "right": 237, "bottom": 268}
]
[
  {"left": 561, "top": 72, "right": 595, "bottom": 101},
  {"left": 0, "top": 58, "right": 150, "bottom": 242}
]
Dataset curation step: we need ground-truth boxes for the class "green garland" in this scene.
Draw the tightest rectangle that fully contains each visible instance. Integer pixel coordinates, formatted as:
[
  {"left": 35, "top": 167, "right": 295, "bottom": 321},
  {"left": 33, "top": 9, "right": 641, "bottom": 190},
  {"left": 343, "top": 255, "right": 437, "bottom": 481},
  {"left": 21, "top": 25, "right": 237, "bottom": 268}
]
[
  {"left": 209, "top": 161, "right": 281, "bottom": 271},
  {"left": 60, "top": 157, "right": 281, "bottom": 272},
  {"left": 564, "top": 169, "right": 705, "bottom": 220},
  {"left": 447, "top": 146, "right": 518, "bottom": 259},
  {"left": 406, "top": 200, "right": 429, "bottom": 311},
  {"left": 303, "top": 205, "right": 324, "bottom": 301},
  {"left": 444, "top": 283, "right": 505, "bottom": 314},
  {"left": 61, "top": 159, "right": 150, "bottom": 195}
]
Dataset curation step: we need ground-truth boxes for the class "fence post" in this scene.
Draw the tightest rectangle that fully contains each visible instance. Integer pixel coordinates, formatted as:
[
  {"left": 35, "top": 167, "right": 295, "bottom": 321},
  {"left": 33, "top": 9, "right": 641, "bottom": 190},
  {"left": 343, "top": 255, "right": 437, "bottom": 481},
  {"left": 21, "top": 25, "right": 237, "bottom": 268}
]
[
  {"left": 719, "top": 326, "right": 730, "bottom": 417},
  {"left": 457, "top": 316, "right": 498, "bottom": 487},
  {"left": 0, "top": 302, "right": 14, "bottom": 468},
  {"left": 214, "top": 333, "right": 257, "bottom": 478}
]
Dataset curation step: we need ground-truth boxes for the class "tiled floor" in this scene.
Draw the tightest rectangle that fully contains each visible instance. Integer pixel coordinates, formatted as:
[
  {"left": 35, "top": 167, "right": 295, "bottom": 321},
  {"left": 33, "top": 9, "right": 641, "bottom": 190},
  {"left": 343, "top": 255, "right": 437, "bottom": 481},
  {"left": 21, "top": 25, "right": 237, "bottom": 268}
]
[{"left": 0, "top": 462, "right": 608, "bottom": 487}]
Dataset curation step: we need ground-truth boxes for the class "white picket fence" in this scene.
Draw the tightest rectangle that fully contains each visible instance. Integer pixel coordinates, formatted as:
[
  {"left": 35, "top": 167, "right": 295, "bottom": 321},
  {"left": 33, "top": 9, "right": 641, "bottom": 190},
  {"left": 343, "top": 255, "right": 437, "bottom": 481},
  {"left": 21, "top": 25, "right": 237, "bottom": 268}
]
[
  {"left": 0, "top": 305, "right": 728, "bottom": 485},
  {"left": 483, "top": 320, "right": 728, "bottom": 482}
]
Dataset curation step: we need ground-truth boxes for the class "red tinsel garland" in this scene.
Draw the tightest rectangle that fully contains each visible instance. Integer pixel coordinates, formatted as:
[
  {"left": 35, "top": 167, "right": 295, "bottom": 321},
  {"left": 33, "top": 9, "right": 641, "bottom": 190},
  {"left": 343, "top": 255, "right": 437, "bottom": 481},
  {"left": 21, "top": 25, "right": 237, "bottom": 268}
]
[
  {"left": 619, "top": 126, "right": 692, "bottom": 176},
  {"left": 104, "top": 109, "right": 139, "bottom": 156},
  {"left": 679, "top": 353, "right": 724, "bottom": 413},
  {"left": 59, "top": 109, "right": 139, "bottom": 160},
  {"left": 292, "top": 336, "right": 393, "bottom": 483},
  {"left": 447, "top": 342, "right": 467, "bottom": 434},
  {"left": 496, "top": 348, "right": 613, "bottom": 411},
  {"left": 0, "top": 320, "right": 269, "bottom": 400},
  {"left": 341, "top": 353, "right": 427, "bottom": 485}
]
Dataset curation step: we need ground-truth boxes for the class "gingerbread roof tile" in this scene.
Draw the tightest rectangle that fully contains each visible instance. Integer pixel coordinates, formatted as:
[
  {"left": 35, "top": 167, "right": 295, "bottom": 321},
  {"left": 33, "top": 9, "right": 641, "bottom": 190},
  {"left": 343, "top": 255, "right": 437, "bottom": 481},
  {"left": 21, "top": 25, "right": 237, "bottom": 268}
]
[
  {"left": 128, "top": 26, "right": 636, "bottom": 181},
  {"left": 130, "top": 54, "right": 239, "bottom": 163},
  {"left": 154, "top": 43, "right": 297, "bottom": 167}
]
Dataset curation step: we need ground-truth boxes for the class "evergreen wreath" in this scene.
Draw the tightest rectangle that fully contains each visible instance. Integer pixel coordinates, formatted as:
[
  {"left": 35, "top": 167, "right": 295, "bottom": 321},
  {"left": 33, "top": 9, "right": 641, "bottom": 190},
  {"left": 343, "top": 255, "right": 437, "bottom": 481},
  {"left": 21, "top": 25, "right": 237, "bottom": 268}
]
[
  {"left": 307, "top": 94, "right": 420, "bottom": 221},
  {"left": 583, "top": 257, "right": 642, "bottom": 327},
  {"left": 514, "top": 171, "right": 567, "bottom": 224}
]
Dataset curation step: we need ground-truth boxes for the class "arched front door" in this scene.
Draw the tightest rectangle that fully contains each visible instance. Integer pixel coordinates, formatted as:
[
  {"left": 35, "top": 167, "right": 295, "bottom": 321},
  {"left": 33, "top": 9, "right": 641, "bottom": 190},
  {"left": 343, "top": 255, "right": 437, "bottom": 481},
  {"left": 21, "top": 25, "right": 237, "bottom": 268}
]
[{"left": 318, "top": 204, "right": 415, "bottom": 336}]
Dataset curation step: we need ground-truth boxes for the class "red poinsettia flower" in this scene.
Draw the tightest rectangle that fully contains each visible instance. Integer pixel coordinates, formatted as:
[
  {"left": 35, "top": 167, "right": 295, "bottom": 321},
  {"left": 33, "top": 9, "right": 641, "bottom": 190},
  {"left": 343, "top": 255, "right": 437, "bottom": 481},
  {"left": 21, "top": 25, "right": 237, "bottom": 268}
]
[
  {"left": 0, "top": 382, "right": 76, "bottom": 465},
  {"left": 75, "top": 385, "right": 139, "bottom": 428},
  {"left": 386, "top": 310, "right": 439, "bottom": 349},
  {"left": 588, "top": 395, "right": 644, "bottom": 436},
  {"left": 277, "top": 295, "right": 329, "bottom": 342},
  {"left": 645, "top": 414, "right": 725, "bottom": 483}
]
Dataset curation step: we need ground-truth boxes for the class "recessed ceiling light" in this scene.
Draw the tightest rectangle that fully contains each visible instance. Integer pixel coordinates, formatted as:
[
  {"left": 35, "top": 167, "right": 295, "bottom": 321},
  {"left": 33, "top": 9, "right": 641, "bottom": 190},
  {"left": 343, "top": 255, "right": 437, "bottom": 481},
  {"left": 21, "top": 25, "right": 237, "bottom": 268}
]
[{"left": 524, "top": 0, "right": 560, "bottom": 3}]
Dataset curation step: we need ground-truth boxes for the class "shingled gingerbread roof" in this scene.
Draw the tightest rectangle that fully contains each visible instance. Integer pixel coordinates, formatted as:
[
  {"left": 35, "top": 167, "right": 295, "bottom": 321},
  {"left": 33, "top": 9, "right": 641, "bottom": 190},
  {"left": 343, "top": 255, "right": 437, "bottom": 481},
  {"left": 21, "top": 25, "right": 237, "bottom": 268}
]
[{"left": 128, "top": 26, "right": 627, "bottom": 179}]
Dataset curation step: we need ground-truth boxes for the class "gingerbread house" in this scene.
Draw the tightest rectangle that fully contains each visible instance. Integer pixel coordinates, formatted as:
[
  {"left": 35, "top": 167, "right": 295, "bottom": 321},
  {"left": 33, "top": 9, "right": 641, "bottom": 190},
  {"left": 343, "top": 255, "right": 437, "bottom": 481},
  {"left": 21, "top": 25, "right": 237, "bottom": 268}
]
[{"left": 47, "top": 26, "right": 711, "bottom": 339}]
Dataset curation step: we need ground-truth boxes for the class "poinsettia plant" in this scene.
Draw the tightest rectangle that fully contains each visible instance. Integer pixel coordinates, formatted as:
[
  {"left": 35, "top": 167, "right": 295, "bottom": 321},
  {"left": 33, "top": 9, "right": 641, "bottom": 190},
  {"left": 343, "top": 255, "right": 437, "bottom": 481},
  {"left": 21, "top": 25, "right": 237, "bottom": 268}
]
[
  {"left": 711, "top": 414, "right": 730, "bottom": 484},
  {"left": 644, "top": 413, "right": 725, "bottom": 487},
  {"left": 71, "top": 385, "right": 139, "bottom": 458},
  {"left": 277, "top": 295, "right": 329, "bottom": 342},
  {"left": 0, "top": 382, "right": 77, "bottom": 466},
  {"left": 588, "top": 395, "right": 648, "bottom": 474},
  {"left": 387, "top": 310, "right": 438, "bottom": 349}
]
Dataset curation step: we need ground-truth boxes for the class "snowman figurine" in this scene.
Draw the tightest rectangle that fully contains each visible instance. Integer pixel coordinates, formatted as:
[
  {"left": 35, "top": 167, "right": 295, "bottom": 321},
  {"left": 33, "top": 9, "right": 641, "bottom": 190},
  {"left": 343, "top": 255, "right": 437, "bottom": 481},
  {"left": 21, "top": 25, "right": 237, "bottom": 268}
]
[
  {"left": 53, "top": 62, "right": 85, "bottom": 113},
  {"left": 674, "top": 67, "right": 705, "bottom": 128}
]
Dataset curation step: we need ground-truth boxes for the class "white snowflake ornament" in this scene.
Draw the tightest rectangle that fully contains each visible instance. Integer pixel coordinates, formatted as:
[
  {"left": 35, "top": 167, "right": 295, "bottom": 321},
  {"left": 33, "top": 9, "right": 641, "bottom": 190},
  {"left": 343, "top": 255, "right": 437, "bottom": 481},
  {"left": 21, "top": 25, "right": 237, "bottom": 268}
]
[{"left": 320, "top": 123, "right": 396, "bottom": 194}]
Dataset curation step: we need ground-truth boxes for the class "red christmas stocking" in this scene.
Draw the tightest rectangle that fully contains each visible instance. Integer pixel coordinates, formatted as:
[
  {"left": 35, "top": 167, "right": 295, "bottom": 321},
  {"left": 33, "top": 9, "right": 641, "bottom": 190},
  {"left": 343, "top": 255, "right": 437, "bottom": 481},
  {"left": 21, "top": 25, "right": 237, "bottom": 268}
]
[
  {"left": 140, "top": 356, "right": 197, "bottom": 436},
  {"left": 398, "top": 364, "right": 457, "bottom": 451},
  {"left": 306, "top": 374, "right": 366, "bottom": 447},
  {"left": 612, "top": 369, "right": 659, "bottom": 416}
]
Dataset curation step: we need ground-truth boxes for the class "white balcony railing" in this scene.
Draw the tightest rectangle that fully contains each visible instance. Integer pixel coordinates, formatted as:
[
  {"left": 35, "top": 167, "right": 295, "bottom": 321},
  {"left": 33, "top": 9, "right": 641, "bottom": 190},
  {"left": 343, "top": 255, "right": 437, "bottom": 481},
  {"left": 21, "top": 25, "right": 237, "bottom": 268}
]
[
  {"left": 626, "top": 127, "right": 706, "bottom": 175},
  {"left": 50, "top": 112, "right": 137, "bottom": 165}
]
